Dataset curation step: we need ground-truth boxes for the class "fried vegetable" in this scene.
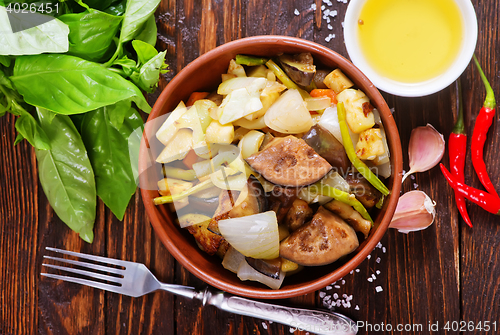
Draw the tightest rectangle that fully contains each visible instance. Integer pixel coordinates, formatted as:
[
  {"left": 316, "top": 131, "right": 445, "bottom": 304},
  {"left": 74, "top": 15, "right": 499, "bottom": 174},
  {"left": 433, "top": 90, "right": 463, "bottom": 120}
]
[
  {"left": 268, "top": 185, "right": 297, "bottom": 223},
  {"left": 313, "top": 69, "right": 330, "bottom": 89},
  {"left": 323, "top": 68, "right": 354, "bottom": 94},
  {"left": 323, "top": 200, "right": 372, "bottom": 238},
  {"left": 235, "top": 54, "right": 269, "bottom": 66},
  {"left": 355, "top": 128, "right": 385, "bottom": 160},
  {"left": 345, "top": 171, "right": 383, "bottom": 209},
  {"left": 245, "top": 257, "right": 282, "bottom": 279},
  {"left": 246, "top": 136, "right": 332, "bottom": 187},
  {"left": 302, "top": 124, "right": 349, "bottom": 174},
  {"left": 285, "top": 199, "right": 313, "bottom": 231},
  {"left": 278, "top": 53, "right": 316, "bottom": 86},
  {"left": 186, "top": 218, "right": 225, "bottom": 256},
  {"left": 279, "top": 206, "right": 359, "bottom": 266}
]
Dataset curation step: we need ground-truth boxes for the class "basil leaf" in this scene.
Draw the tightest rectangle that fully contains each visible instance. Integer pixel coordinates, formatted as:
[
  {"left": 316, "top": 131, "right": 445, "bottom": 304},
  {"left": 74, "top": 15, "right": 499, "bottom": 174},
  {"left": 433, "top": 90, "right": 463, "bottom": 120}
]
[
  {"left": 35, "top": 107, "right": 96, "bottom": 243},
  {"left": 58, "top": 9, "right": 122, "bottom": 62},
  {"left": 104, "top": 0, "right": 126, "bottom": 16},
  {"left": 0, "top": 55, "right": 11, "bottom": 67},
  {"left": 14, "top": 110, "right": 51, "bottom": 150},
  {"left": 119, "top": 0, "right": 161, "bottom": 45},
  {"left": 130, "top": 50, "right": 166, "bottom": 93},
  {"left": 81, "top": 104, "right": 143, "bottom": 220},
  {"left": 11, "top": 54, "right": 151, "bottom": 114},
  {"left": 132, "top": 39, "right": 158, "bottom": 65},
  {"left": 134, "top": 14, "right": 157, "bottom": 46},
  {"left": 0, "top": 6, "right": 69, "bottom": 55},
  {"left": 82, "top": 0, "right": 114, "bottom": 11}
]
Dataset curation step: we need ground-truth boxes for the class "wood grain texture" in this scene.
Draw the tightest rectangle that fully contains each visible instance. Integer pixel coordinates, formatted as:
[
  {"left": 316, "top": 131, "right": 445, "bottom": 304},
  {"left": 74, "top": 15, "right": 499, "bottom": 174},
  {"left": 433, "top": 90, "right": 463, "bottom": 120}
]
[{"left": 1, "top": 0, "right": 500, "bottom": 334}]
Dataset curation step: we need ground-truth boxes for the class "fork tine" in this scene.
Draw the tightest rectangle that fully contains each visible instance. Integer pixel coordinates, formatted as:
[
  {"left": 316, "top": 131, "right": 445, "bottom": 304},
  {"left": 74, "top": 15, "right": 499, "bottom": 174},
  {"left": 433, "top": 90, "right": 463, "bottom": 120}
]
[
  {"left": 40, "top": 273, "right": 132, "bottom": 296},
  {"left": 43, "top": 256, "right": 125, "bottom": 276},
  {"left": 45, "top": 247, "right": 129, "bottom": 267},
  {"left": 42, "top": 263, "right": 123, "bottom": 285}
]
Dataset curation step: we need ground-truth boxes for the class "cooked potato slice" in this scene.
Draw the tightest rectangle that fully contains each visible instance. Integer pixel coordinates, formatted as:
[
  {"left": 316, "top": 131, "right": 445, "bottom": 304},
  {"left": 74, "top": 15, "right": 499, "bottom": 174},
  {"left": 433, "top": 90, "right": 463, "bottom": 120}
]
[
  {"left": 323, "top": 68, "right": 354, "bottom": 94},
  {"left": 279, "top": 206, "right": 359, "bottom": 266},
  {"left": 355, "top": 128, "right": 385, "bottom": 160},
  {"left": 337, "top": 89, "right": 375, "bottom": 134}
]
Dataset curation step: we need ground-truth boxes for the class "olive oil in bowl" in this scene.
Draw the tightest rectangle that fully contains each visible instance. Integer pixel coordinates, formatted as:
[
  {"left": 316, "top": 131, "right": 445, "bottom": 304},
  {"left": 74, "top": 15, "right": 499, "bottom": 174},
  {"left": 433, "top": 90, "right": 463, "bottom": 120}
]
[{"left": 357, "top": 0, "right": 464, "bottom": 83}]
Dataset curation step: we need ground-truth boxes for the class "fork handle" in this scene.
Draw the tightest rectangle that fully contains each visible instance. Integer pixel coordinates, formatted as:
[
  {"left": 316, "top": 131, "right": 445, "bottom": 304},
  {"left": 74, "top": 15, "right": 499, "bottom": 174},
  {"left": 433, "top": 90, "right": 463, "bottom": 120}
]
[{"left": 203, "top": 289, "right": 358, "bottom": 335}]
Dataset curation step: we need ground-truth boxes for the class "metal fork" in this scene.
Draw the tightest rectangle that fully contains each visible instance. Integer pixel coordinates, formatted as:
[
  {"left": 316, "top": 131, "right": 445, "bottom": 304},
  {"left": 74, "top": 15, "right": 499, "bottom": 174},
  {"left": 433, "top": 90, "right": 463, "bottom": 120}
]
[{"left": 42, "top": 247, "right": 358, "bottom": 335}]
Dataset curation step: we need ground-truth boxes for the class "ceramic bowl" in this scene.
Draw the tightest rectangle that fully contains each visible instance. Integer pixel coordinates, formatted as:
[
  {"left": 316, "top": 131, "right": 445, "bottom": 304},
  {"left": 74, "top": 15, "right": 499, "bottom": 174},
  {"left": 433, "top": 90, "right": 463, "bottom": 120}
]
[
  {"left": 139, "top": 36, "right": 403, "bottom": 299},
  {"left": 344, "top": 0, "right": 478, "bottom": 97}
]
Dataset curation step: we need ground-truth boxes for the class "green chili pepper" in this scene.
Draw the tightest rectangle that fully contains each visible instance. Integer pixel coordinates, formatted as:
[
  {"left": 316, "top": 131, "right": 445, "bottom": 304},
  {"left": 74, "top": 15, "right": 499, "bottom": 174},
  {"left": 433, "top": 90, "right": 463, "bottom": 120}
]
[
  {"left": 235, "top": 54, "right": 269, "bottom": 66},
  {"left": 315, "top": 183, "right": 373, "bottom": 224},
  {"left": 265, "top": 59, "right": 310, "bottom": 99},
  {"left": 153, "top": 178, "right": 214, "bottom": 205},
  {"left": 337, "top": 102, "right": 390, "bottom": 196},
  {"left": 162, "top": 166, "right": 197, "bottom": 181}
]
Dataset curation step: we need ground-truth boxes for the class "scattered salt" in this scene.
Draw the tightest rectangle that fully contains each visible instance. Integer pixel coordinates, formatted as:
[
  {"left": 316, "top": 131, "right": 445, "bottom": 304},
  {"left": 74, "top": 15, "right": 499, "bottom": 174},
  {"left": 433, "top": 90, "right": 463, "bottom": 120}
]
[
  {"left": 355, "top": 305, "right": 360, "bottom": 310},
  {"left": 326, "top": 285, "right": 332, "bottom": 290},
  {"left": 355, "top": 269, "right": 360, "bottom": 273},
  {"left": 367, "top": 254, "right": 371, "bottom": 259},
  {"left": 328, "top": 24, "right": 333, "bottom": 30},
  {"left": 311, "top": 3, "right": 317, "bottom": 10},
  {"left": 375, "top": 286, "right": 383, "bottom": 292},
  {"left": 294, "top": 8, "right": 300, "bottom": 15},
  {"left": 341, "top": 279, "right": 345, "bottom": 285},
  {"left": 321, "top": 5, "right": 326, "bottom": 10},
  {"left": 334, "top": 285, "right": 341, "bottom": 289},
  {"left": 376, "top": 257, "right": 381, "bottom": 264},
  {"left": 342, "top": 293, "right": 348, "bottom": 298},
  {"left": 371, "top": 274, "right": 377, "bottom": 280},
  {"left": 376, "top": 270, "right": 381, "bottom": 275},
  {"left": 411, "top": 174, "right": 416, "bottom": 180},
  {"left": 262, "top": 322, "right": 268, "bottom": 330},
  {"left": 349, "top": 270, "right": 354, "bottom": 275},
  {"left": 376, "top": 242, "right": 382, "bottom": 249},
  {"left": 320, "top": 291, "right": 326, "bottom": 298},
  {"left": 333, "top": 293, "right": 339, "bottom": 299},
  {"left": 367, "top": 277, "right": 373, "bottom": 282},
  {"left": 325, "top": 33, "right": 335, "bottom": 42},
  {"left": 413, "top": 183, "right": 419, "bottom": 189},
  {"left": 382, "top": 247, "right": 386, "bottom": 253},
  {"left": 330, "top": 10, "right": 338, "bottom": 17}
]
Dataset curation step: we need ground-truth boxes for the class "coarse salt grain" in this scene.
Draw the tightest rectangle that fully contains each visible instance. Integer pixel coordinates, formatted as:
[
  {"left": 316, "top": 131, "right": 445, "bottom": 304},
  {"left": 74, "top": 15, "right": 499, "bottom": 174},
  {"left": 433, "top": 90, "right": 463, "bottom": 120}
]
[
  {"left": 311, "top": 3, "right": 317, "bottom": 10},
  {"left": 262, "top": 322, "right": 268, "bottom": 330},
  {"left": 328, "top": 24, "right": 333, "bottom": 30},
  {"left": 382, "top": 247, "right": 386, "bottom": 253},
  {"left": 320, "top": 291, "right": 326, "bottom": 298},
  {"left": 349, "top": 270, "right": 354, "bottom": 274},
  {"left": 334, "top": 285, "right": 341, "bottom": 289},
  {"left": 334, "top": 293, "right": 339, "bottom": 299},
  {"left": 371, "top": 274, "right": 376, "bottom": 280},
  {"left": 355, "top": 269, "right": 360, "bottom": 273},
  {"left": 330, "top": 10, "right": 338, "bottom": 17},
  {"left": 376, "top": 242, "right": 382, "bottom": 248},
  {"left": 376, "top": 257, "right": 381, "bottom": 264},
  {"left": 355, "top": 305, "right": 360, "bottom": 310},
  {"left": 321, "top": 5, "right": 326, "bottom": 10},
  {"left": 376, "top": 286, "right": 383, "bottom": 292},
  {"left": 376, "top": 270, "right": 381, "bottom": 275},
  {"left": 294, "top": 8, "right": 300, "bottom": 15},
  {"left": 326, "top": 285, "right": 332, "bottom": 290},
  {"left": 367, "top": 277, "right": 373, "bottom": 282},
  {"left": 367, "top": 254, "right": 371, "bottom": 259},
  {"left": 341, "top": 279, "right": 345, "bottom": 285}
]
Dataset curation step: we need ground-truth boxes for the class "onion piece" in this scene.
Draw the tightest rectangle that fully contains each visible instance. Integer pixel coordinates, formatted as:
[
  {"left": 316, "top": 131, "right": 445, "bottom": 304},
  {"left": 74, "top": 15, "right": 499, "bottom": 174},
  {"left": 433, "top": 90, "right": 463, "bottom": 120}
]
[
  {"left": 238, "top": 130, "right": 265, "bottom": 159},
  {"left": 222, "top": 246, "right": 245, "bottom": 273},
  {"left": 318, "top": 106, "right": 358, "bottom": 147},
  {"left": 264, "top": 89, "right": 313, "bottom": 134},
  {"left": 218, "top": 211, "right": 279, "bottom": 259},
  {"left": 402, "top": 124, "right": 445, "bottom": 183},
  {"left": 237, "top": 258, "right": 285, "bottom": 290},
  {"left": 305, "top": 96, "right": 331, "bottom": 111},
  {"left": 389, "top": 190, "right": 436, "bottom": 233}
]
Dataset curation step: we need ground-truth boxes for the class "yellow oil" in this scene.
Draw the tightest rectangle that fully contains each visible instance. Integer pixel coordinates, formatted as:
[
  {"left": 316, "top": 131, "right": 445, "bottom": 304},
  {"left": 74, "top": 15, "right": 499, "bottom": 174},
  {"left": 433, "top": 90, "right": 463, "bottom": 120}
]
[{"left": 358, "top": 0, "right": 464, "bottom": 83}]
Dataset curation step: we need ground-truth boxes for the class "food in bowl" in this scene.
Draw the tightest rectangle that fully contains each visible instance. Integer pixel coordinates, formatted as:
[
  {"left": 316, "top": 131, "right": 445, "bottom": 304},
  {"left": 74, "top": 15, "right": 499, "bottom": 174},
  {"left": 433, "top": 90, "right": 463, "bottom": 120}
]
[{"left": 151, "top": 53, "right": 392, "bottom": 290}]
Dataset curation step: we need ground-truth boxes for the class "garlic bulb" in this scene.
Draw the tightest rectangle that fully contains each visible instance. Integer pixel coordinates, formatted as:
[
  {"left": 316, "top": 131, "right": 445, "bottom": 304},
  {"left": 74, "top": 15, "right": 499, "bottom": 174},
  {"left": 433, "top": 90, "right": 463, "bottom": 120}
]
[
  {"left": 389, "top": 191, "right": 436, "bottom": 233},
  {"left": 402, "top": 124, "right": 445, "bottom": 183}
]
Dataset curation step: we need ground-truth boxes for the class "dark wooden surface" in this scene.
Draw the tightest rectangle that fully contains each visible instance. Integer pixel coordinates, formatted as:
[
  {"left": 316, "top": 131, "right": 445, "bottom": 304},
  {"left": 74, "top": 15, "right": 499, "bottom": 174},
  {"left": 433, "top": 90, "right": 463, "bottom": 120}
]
[{"left": 1, "top": 0, "right": 500, "bottom": 334}]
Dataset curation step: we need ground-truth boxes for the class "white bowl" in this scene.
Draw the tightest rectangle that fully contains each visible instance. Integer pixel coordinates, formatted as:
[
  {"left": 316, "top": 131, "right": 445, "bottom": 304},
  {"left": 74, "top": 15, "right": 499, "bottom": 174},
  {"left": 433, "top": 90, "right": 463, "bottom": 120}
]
[{"left": 344, "top": 0, "right": 478, "bottom": 97}]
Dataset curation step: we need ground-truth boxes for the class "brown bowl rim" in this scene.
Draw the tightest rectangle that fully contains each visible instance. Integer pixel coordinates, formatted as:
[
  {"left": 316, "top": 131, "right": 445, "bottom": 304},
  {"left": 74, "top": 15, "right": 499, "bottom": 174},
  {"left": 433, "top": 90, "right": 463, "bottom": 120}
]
[{"left": 139, "top": 35, "right": 403, "bottom": 299}]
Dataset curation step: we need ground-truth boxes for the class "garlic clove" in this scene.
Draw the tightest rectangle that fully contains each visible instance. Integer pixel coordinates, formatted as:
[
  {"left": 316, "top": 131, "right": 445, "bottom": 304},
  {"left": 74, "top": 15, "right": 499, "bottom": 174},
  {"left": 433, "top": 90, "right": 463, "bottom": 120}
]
[
  {"left": 402, "top": 124, "right": 445, "bottom": 183},
  {"left": 389, "top": 190, "right": 436, "bottom": 233}
]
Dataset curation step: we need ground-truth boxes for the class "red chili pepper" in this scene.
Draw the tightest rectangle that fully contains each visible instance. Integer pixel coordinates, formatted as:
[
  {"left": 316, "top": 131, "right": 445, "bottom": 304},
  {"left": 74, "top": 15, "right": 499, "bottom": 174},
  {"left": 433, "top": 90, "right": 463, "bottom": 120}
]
[
  {"left": 448, "top": 79, "right": 473, "bottom": 227},
  {"left": 471, "top": 55, "right": 498, "bottom": 197},
  {"left": 440, "top": 164, "right": 500, "bottom": 215}
]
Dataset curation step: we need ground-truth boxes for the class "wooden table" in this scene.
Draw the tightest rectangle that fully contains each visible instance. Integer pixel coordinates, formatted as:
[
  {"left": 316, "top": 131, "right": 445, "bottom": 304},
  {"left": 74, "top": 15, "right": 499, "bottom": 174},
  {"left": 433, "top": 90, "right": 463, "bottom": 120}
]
[{"left": 1, "top": 1, "right": 500, "bottom": 334}]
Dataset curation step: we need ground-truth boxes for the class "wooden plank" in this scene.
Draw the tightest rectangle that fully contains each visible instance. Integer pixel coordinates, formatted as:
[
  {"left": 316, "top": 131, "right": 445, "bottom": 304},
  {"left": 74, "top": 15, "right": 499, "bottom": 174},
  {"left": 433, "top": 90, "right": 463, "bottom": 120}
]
[
  {"left": 0, "top": 114, "right": 39, "bottom": 335},
  {"left": 461, "top": 0, "right": 500, "bottom": 330}
]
